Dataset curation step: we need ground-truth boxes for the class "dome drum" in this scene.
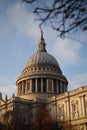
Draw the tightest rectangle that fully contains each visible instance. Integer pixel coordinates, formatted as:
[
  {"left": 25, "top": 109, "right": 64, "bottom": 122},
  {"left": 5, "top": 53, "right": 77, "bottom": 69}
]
[
  {"left": 16, "top": 72, "right": 68, "bottom": 85},
  {"left": 16, "top": 76, "right": 68, "bottom": 99}
]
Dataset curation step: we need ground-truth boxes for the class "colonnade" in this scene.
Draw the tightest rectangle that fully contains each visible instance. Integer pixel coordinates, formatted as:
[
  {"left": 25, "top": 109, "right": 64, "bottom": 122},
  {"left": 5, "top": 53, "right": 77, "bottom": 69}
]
[{"left": 17, "top": 78, "right": 67, "bottom": 96}]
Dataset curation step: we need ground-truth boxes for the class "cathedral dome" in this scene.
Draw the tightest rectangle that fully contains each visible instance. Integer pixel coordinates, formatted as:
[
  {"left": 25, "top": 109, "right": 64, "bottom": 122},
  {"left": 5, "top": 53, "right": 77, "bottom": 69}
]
[
  {"left": 16, "top": 31, "right": 68, "bottom": 100},
  {"left": 25, "top": 51, "right": 59, "bottom": 68},
  {"left": 22, "top": 31, "right": 62, "bottom": 75},
  {"left": 25, "top": 31, "right": 60, "bottom": 69}
]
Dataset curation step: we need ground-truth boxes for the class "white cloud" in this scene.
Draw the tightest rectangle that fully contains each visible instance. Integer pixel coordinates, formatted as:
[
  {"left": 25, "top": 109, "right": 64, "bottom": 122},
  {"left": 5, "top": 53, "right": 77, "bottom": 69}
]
[
  {"left": 0, "top": 76, "right": 16, "bottom": 99},
  {"left": 0, "top": 1, "right": 41, "bottom": 42},
  {"left": 0, "top": 85, "right": 16, "bottom": 99},
  {"left": 7, "top": 2, "right": 40, "bottom": 40},
  {"left": 52, "top": 38, "right": 82, "bottom": 64}
]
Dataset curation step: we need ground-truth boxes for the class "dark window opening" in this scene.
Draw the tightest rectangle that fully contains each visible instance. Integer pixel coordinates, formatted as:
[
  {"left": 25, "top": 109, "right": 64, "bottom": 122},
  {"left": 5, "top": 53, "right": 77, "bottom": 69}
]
[
  {"left": 54, "top": 79, "right": 57, "bottom": 93},
  {"left": 32, "top": 79, "right": 35, "bottom": 92},
  {"left": 43, "top": 78, "right": 46, "bottom": 92},
  {"left": 58, "top": 81, "right": 61, "bottom": 94},
  {"left": 37, "top": 78, "right": 41, "bottom": 92}
]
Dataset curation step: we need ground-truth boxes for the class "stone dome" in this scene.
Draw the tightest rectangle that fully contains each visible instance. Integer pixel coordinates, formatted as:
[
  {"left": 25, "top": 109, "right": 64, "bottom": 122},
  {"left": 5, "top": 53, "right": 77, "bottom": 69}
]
[
  {"left": 25, "top": 51, "right": 59, "bottom": 68},
  {"left": 25, "top": 31, "right": 61, "bottom": 70},
  {"left": 16, "top": 31, "right": 68, "bottom": 100}
]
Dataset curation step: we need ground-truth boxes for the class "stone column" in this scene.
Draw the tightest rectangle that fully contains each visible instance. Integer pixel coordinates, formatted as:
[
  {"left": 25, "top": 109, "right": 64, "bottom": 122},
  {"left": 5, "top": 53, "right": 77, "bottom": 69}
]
[
  {"left": 53, "top": 103, "right": 56, "bottom": 120},
  {"left": 71, "top": 104, "right": 73, "bottom": 119},
  {"left": 79, "top": 96, "right": 85, "bottom": 116},
  {"left": 22, "top": 82, "right": 24, "bottom": 94},
  {"left": 81, "top": 95, "right": 85, "bottom": 116},
  {"left": 62, "top": 105, "right": 64, "bottom": 119},
  {"left": 65, "top": 84, "right": 67, "bottom": 92},
  {"left": 41, "top": 78, "right": 43, "bottom": 92},
  {"left": 62, "top": 82, "right": 64, "bottom": 92},
  {"left": 64, "top": 84, "right": 66, "bottom": 92},
  {"left": 23, "top": 81, "right": 25, "bottom": 94},
  {"left": 56, "top": 80, "right": 58, "bottom": 93},
  {"left": 78, "top": 97, "right": 82, "bottom": 116},
  {"left": 76, "top": 101, "right": 79, "bottom": 117},
  {"left": 47, "top": 79, "right": 48, "bottom": 92},
  {"left": 65, "top": 100, "right": 67, "bottom": 118},
  {"left": 57, "top": 80, "right": 59, "bottom": 94},
  {"left": 60, "top": 81, "right": 62, "bottom": 93},
  {"left": 16, "top": 85, "right": 18, "bottom": 96},
  {"left": 19, "top": 83, "right": 22, "bottom": 95},
  {"left": 35, "top": 78, "right": 37, "bottom": 92},
  {"left": 30, "top": 79, "right": 32, "bottom": 93},
  {"left": 52, "top": 79, "right": 54, "bottom": 92},
  {"left": 25, "top": 80, "right": 28, "bottom": 93},
  {"left": 62, "top": 82, "right": 65, "bottom": 92},
  {"left": 66, "top": 99, "right": 70, "bottom": 119}
]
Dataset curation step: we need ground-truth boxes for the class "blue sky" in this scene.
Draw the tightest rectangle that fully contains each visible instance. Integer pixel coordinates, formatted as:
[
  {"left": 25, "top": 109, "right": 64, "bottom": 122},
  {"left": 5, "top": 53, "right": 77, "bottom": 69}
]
[{"left": 0, "top": 0, "right": 87, "bottom": 98}]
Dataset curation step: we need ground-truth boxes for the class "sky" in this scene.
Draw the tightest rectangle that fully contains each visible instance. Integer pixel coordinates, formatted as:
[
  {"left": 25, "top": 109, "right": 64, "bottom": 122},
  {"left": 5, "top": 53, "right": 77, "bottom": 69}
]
[{"left": 0, "top": 0, "right": 87, "bottom": 99}]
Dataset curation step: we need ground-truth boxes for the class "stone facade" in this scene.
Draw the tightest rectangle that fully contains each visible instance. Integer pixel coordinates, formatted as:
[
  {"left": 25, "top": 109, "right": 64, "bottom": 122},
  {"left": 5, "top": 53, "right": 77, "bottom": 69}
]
[
  {"left": 0, "top": 32, "right": 87, "bottom": 130},
  {"left": 46, "top": 86, "right": 87, "bottom": 129}
]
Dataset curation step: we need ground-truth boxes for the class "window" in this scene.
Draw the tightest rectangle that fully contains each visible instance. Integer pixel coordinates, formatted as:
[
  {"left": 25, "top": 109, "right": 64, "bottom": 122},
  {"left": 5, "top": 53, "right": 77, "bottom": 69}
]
[
  {"left": 57, "top": 106, "right": 64, "bottom": 120},
  {"left": 72, "top": 104, "right": 76, "bottom": 112},
  {"left": 48, "top": 107, "right": 52, "bottom": 116},
  {"left": 48, "top": 79, "right": 52, "bottom": 91},
  {"left": 58, "top": 107, "right": 62, "bottom": 115},
  {"left": 43, "top": 67, "right": 45, "bottom": 70},
  {"left": 39, "top": 67, "right": 41, "bottom": 70},
  {"left": 37, "top": 78, "right": 41, "bottom": 92},
  {"left": 31, "top": 68, "right": 33, "bottom": 71},
  {"left": 58, "top": 81, "right": 61, "bottom": 94},
  {"left": 54, "top": 68, "right": 56, "bottom": 72},
  {"left": 32, "top": 79, "right": 35, "bottom": 92},
  {"left": 43, "top": 78, "right": 46, "bottom": 92},
  {"left": 47, "top": 68, "right": 49, "bottom": 70},
  {"left": 51, "top": 68, "right": 53, "bottom": 71},
  {"left": 72, "top": 103, "right": 76, "bottom": 119},
  {"left": 35, "top": 68, "right": 37, "bottom": 71},
  {"left": 54, "top": 79, "right": 57, "bottom": 93}
]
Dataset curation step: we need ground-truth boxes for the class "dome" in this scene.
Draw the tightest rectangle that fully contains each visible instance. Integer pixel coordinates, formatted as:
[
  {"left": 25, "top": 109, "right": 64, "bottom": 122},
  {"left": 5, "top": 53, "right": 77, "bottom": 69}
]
[
  {"left": 25, "top": 51, "right": 59, "bottom": 68},
  {"left": 25, "top": 31, "right": 60, "bottom": 69},
  {"left": 16, "top": 31, "right": 68, "bottom": 100}
]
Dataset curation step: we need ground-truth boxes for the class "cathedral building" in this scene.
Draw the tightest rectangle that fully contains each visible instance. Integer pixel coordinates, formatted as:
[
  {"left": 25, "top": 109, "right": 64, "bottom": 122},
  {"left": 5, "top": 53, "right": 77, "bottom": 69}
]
[{"left": 0, "top": 32, "right": 87, "bottom": 130}]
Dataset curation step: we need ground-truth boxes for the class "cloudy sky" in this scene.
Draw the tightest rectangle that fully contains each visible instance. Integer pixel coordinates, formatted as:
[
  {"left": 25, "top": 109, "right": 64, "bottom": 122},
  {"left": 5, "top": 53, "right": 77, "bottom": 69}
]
[{"left": 0, "top": 0, "right": 87, "bottom": 99}]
